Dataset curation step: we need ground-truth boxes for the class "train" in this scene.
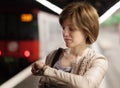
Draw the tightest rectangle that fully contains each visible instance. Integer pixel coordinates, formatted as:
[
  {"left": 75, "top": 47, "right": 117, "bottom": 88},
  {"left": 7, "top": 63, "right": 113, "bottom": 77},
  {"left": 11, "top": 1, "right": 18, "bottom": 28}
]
[
  {"left": 0, "top": 12, "right": 39, "bottom": 62},
  {"left": 0, "top": 9, "right": 65, "bottom": 76},
  {"left": 0, "top": 10, "right": 39, "bottom": 76}
]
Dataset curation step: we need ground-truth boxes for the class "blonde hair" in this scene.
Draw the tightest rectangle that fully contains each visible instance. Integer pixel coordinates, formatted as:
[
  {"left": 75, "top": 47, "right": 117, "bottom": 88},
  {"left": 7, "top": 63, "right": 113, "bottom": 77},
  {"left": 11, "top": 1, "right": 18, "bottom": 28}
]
[{"left": 59, "top": 2, "right": 99, "bottom": 44}]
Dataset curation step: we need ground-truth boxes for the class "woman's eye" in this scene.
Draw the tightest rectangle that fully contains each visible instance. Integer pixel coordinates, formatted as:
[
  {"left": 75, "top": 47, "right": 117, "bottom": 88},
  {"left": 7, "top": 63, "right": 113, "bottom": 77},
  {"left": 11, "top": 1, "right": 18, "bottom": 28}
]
[
  {"left": 62, "top": 26, "right": 65, "bottom": 30},
  {"left": 69, "top": 28, "right": 74, "bottom": 31}
]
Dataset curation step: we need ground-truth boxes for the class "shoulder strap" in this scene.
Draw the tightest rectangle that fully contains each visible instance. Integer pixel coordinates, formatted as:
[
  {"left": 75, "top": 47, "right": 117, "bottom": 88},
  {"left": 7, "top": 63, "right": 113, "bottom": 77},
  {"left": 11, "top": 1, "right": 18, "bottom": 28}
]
[{"left": 51, "top": 48, "right": 63, "bottom": 67}]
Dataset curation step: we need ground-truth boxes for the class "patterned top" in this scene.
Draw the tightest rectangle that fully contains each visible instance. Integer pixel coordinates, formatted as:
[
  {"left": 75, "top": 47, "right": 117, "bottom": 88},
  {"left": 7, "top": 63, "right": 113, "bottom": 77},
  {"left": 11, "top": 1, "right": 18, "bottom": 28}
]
[{"left": 53, "top": 60, "right": 72, "bottom": 73}]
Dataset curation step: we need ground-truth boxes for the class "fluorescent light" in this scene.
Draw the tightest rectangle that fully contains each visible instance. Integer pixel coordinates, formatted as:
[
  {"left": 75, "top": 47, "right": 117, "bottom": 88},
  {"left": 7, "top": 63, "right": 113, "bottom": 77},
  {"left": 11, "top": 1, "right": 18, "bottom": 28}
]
[
  {"left": 99, "top": 1, "right": 120, "bottom": 24},
  {"left": 36, "top": 0, "right": 120, "bottom": 24},
  {"left": 36, "top": 0, "right": 62, "bottom": 14}
]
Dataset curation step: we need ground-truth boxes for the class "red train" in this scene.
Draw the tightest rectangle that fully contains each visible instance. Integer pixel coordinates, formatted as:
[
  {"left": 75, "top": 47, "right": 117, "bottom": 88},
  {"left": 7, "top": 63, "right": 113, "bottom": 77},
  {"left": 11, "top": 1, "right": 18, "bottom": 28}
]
[
  {"left": 0, "top": 9, "right": 65, "bottom": 77},
  {"left": 0, "top": 13, "right": 40, "bottom": 62},
  {"left": 0, "top": 12, "right": 39, "bottom": 62},
  {"left": 0, "top": 11, "right": 41, "bottom": 77}
]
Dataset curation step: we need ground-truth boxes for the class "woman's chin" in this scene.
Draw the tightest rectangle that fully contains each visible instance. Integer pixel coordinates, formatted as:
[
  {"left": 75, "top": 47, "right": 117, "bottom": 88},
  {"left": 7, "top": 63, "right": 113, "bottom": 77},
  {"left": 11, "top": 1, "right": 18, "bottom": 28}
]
[{"left": 66, "top": 44, "right": 72, "bottom": 48}]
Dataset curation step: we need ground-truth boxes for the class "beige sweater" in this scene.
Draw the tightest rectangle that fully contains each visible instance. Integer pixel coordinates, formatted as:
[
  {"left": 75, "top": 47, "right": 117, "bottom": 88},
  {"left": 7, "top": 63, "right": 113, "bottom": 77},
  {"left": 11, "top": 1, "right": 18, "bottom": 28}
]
[{"left": 39, "top": 48, "right": 108, "bottom": 88}]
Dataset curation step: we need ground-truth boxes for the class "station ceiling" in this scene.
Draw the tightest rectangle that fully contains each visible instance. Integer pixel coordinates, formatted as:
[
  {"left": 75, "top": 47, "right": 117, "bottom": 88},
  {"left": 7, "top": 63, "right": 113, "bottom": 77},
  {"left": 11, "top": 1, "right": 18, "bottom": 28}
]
[{"left": 0, "top": 0, "right": 119, "bottom": 16}]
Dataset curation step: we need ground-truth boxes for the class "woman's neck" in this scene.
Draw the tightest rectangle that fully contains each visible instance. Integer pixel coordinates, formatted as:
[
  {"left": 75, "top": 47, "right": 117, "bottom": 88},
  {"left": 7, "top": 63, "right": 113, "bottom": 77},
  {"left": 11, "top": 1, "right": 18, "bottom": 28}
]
[{"left": 70, "top": 45, "right": 88, "bottom": 57}]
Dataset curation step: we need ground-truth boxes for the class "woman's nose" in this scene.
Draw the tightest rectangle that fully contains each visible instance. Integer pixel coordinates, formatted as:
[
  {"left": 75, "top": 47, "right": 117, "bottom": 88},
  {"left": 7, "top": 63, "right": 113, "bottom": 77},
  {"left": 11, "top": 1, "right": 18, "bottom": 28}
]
[{"left": 63, "top": 29, "right": 69, "bottom": 37}]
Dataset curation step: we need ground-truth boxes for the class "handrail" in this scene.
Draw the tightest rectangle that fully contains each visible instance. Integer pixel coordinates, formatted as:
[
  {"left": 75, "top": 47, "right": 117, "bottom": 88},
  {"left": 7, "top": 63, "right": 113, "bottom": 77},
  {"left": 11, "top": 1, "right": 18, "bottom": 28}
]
[{"left": 0, "top": 65, "right": 32, "bottom": 88}]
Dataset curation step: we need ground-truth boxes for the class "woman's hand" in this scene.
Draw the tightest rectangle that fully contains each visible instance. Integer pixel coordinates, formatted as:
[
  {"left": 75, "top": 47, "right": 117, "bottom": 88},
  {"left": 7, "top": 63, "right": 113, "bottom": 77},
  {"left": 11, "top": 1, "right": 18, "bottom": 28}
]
[{"left": 31, "top": 60, "right": 45, "bottom": 75}]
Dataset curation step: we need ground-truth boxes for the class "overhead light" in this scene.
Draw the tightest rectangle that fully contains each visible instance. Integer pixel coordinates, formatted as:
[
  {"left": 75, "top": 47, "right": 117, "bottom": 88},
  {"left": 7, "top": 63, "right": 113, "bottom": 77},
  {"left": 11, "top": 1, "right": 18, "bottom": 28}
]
[
  {"left": 99, "top": 1, "right": 120, "bottom": 24},
  {"left": 36, "top": 0, "right": 62, "bottom": 14},
  {"left": 36, "top": 0, "right": 120, "bottom": 24}
]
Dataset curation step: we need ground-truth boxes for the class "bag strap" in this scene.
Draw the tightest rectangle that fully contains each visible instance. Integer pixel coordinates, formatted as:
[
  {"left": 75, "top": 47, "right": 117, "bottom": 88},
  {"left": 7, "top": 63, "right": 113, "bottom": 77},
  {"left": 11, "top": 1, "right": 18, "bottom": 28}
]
[{"left": 51, "top": 48, "right": 63, "bottom": 67}]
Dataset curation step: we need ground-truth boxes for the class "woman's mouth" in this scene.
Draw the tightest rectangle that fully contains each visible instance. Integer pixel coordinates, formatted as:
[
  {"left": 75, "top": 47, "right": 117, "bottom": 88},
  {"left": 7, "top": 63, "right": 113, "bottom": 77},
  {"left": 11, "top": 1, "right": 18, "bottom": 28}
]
[{"left": 65, "top": 39, "right": 71, "bottom": 43}]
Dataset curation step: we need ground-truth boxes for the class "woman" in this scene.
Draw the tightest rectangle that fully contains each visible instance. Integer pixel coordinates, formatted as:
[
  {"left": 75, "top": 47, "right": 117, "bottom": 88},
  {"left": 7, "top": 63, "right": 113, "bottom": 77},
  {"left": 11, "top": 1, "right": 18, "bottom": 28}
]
[{"left": 31, "top": 2, "right": 108, "bottom": 88}]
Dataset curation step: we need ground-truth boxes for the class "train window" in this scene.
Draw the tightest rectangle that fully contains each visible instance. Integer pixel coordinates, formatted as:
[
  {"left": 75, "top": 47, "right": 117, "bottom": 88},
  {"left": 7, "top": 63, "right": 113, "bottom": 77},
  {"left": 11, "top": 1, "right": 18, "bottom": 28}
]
[
  {"left": 0, "top": 13, "right": 39, "bottom": 40},
  {"left": 19, "top": 13, "right": 38, "bottom": 40}
]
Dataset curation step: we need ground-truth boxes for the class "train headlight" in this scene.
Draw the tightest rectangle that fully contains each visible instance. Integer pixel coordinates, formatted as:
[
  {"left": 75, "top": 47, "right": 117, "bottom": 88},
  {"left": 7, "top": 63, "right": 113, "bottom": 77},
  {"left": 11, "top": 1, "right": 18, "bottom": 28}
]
[
  {"left": 7, "top": 41, "right": 18, "bottom": 52},
  {"left": 0, "top": 50, "right": 2, "bottom": 56},
  {"left": 24, "top": 50, "right": 30, "bottom": 57}
]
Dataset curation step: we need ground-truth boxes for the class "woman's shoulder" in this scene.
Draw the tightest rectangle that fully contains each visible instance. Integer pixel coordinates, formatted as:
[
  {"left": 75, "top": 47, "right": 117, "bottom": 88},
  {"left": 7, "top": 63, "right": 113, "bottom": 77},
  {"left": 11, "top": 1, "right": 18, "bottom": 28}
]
[
  {"left": 48, "top": 48, "right": 64, "bottom": 57},
  {"left": 86, "top": 48, "right": 107, "bottom": 60},
  {"left": 87, "top": 48, "right": 108, "bottom": 71}
]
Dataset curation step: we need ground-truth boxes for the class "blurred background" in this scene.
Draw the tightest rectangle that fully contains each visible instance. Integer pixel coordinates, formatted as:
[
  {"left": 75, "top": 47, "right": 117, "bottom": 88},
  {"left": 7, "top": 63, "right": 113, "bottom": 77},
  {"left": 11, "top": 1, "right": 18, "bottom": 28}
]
[{"left": 0, "top": 0, "right": 120, "bottom": 88}]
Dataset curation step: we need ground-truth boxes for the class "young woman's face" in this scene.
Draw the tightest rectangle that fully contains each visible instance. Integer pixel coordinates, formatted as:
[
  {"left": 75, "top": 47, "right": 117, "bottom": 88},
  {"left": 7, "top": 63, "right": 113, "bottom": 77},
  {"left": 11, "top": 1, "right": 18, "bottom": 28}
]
[{"left": 62, "top": 19, "right": 86, "bottom": 48}]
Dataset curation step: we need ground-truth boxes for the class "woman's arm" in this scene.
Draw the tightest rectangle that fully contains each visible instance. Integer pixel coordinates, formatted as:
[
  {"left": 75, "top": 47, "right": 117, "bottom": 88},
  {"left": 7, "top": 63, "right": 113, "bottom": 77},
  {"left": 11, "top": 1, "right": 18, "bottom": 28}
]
[
  {"left": 31, "top": 49, "right": 57, "bottom": 75},
  {"left": 44, "top": 57, "right": 108, "bottom": 88}
]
